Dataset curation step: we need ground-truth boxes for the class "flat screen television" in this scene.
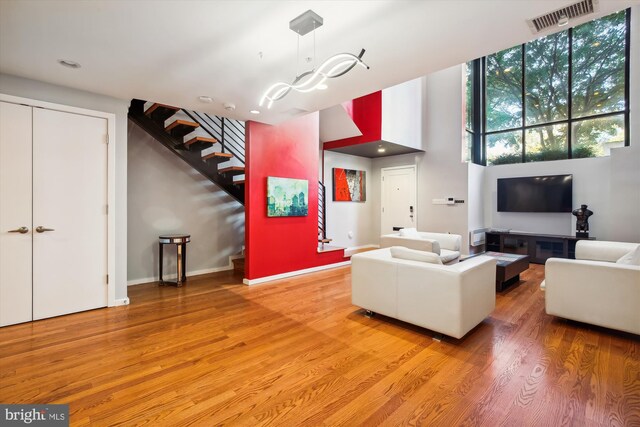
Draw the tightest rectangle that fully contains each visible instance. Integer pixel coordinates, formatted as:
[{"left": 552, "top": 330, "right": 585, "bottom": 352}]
[{"left": 497, "top": 175, "right": 573, "bottom": 213}]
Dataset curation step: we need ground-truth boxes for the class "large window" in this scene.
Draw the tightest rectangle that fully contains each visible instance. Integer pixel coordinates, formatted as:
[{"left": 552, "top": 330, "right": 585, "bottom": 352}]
[{"left": 467, "top": 9, "right": 629, "bottom": 166}]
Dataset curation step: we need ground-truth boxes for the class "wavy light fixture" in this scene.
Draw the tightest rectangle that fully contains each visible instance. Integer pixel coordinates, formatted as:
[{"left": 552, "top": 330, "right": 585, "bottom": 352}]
[{"left": 259, "top": 10, "right": 370, "bottom": 109}]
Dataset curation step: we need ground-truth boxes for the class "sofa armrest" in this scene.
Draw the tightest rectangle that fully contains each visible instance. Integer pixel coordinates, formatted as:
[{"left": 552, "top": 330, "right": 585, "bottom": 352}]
[
  {"left": 449, "top": 255, "right": 496, "bottom": 274},
  {"left": 418, "top": 232, "right": 462, "bottom": 252},
  {"left": 545, "top": 258, "right": 640, "bottom": 334},
  {"left": 395, "top": 256, "right": 496, "bottom": 339},
  {"left": 380, "top": 235, "right": 440, "bottom": 255},
  {"left": 575, "top": 240, "right": 639, "bottom": 262},
  {"left": 351, "top": 252, "right": 399, "bottom": 318}
]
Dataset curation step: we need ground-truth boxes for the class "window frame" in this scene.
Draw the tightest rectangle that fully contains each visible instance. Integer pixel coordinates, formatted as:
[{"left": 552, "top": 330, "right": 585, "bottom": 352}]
[{"left": 472, "top": 8, "right": 630, "bottom": 166}]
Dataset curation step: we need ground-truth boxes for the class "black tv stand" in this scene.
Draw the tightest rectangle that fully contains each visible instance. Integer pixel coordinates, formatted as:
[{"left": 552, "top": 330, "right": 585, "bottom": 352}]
[{"left": 485, "top": 230, "right": 594, "bottom": 264}]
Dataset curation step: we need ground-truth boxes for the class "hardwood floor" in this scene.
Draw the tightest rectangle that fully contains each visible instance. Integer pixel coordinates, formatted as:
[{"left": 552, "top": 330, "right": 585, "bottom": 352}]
[{"left": 1, "top": 264, "right": 638, "bottom": 426}]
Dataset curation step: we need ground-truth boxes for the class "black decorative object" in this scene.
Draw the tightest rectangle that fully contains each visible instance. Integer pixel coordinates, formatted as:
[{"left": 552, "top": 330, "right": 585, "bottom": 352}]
[{"left": 572, "top": 204, "right": 593, "bottom": 238}]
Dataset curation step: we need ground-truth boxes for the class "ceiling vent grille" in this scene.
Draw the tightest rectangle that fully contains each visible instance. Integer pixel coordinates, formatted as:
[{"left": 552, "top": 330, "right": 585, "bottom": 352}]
[{"left": 527, "top": 0, "right": 599, "bottom": 33}]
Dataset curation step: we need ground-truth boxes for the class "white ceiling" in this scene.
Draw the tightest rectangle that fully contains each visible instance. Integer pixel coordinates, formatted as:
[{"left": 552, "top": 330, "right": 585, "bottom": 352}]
[{"left": 0, "top": 0, "right": 637, "bottom": 124}]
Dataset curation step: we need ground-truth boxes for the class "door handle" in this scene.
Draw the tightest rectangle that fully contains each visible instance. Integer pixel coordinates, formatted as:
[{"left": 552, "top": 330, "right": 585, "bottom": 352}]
[
  {"left": 35, "top": 226, "right": 55, "bottom": 233},
  {"left": 8, "top": 226, "right": 29, "bottom": 234}
]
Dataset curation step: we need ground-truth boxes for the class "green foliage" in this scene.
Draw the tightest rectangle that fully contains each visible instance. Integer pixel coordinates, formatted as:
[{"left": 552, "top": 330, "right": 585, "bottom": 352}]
[
  {"left": 489, "top": 153, "right": 521, "bottom": 165},
  {"left": 486, "top": 46, "right": 522, "bottom": 131},
  {"left": 572, "top": 146, "right": 597, "bottom": 159},
  {"left": 526, "top": 150, "right": 568, "bottom": 162},
  {"left": 572, "top": 11, "right": 626, "bottom": 118},
  {"left": 480, "top": 10, "right": 627, "bottom": 164},
  {"left": 489, "top": 142, "right": 598, "bottom": 165}
]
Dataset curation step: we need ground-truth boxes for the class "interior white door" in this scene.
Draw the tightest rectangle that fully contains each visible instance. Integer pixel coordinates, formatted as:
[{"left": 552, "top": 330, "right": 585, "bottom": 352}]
[
  {"left": 32, "top": 108, "right": 108, "bottom": 320},
  {"left": 0, "top": 102, "right": 33, "bottom": 327},
  {"left": 381, "top": 166, "right": 417, "bottom": 234}
]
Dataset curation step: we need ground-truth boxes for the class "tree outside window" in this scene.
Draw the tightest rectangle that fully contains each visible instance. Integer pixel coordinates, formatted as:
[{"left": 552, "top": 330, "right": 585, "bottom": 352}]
[{"left": 478, "top": 10, "right": 628, "bottom": 166}]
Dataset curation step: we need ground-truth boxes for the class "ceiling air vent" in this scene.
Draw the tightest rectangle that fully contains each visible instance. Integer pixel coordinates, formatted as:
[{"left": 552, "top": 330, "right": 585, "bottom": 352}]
[{"left": 527, "top": 0, "right": 599, "bottom": 33}]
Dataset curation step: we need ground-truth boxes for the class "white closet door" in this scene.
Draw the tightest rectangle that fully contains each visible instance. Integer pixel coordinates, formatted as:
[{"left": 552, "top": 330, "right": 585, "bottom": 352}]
[
  {"left": 32, "top": 108, "right": 108, "bottom": 320},
  {"left": 0, "top": 102, "right": 33, "bottom": 327}
]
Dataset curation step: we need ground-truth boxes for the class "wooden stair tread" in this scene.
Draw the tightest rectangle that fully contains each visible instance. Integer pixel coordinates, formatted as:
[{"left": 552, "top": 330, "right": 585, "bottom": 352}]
[
  {"left": 145, "top": 103, "right": 180, "bottom": 123},
  {"left": 202, "top": 152, "right": 233, "bottom": 161},
  {"left": 165, "top": 120, "right": 199, "bottom": 132},
  {"left": 218, "top": 166, "right": 245, "bottom": 175},
  {"left": 234, "top": 180, "right": 245, "bottom": 185},
  {"left": 318, "top": 238, "right": 333, "bottom": 243},
  {"left": 317, "top": 244, "right": 345, "bottom": 254},
  {"left": 145, "top": 103, "right": 179, "bottom": 116},
  {"left": 185, "top": 136, "right": 218, "bottom": 146}
]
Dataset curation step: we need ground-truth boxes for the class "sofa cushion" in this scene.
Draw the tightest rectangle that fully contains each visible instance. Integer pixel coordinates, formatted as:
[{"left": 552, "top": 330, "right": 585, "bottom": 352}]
[
  {"left": 440, "top": 249, "right": 460, "bottom": 264},
  {"left": 617, "top": 245, "right": 640, "bottom": 265},
  {"left": 576, "top": 240, "right": 640, "bottom": 262},
  {"left": 390, "top": 246, "right": 442, "bottom": 264},
  {"left": 420, "top": 232, "right": 462, "bottom": 251},
  {"left": 399, "top": 227, "right": 419, "bottom": 237}
]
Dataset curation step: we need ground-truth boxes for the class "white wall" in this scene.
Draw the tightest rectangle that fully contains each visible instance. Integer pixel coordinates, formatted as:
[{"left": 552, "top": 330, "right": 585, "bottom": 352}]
[
  {"left": 482, "top": 145, "right": 639, "bottom": 243},
  {"left": 608, "top": 144, "right": 640, "bottom": 242},
  {"left": 127, "top": 122, "right": 244, "bottom": 284},
  {"left": 467, "top": 162, "right": 485, "bottom": 248},
  {"left": 381, "top": 77, "right": 423, "bottom": 149},
  {"left": 372, "top": 67, "right": 471, "bottom": 251},
  {"left": 319, "top": 105, "right": 362, "bottom": 143},
  {"left": 0, "top": 73, "right": 129, "bottom": 300},
  {"left": 323, "top": 151, "right": 375, "bottom": 249},
  {"left": 483, "top": 156, "right": 611, "bottom": 236}
]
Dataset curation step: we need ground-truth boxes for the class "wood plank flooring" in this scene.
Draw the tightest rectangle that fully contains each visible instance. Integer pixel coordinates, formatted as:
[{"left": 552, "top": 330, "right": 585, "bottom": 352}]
[{"left": 1, "top": 264, "right": 638, "bottom": 426}]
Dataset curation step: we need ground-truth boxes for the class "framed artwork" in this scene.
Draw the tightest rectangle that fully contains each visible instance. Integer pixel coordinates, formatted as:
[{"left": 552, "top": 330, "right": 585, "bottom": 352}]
[
  {"left": 267, "top": 177, "right": 309, "bottom": 217},
  {"left": 333, "top": 168, "right": 366, "bottom": 202}
]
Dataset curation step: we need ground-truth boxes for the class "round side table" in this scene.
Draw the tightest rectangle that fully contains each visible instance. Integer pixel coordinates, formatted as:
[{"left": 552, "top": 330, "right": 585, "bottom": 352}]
[{"left": 159, "top": 234, "right": 190, "bottom": 287}]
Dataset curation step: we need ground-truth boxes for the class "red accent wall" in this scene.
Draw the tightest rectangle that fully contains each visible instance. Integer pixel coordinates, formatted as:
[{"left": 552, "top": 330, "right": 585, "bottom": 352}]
[
  {"left": 245, "top": 112, "right": 346, "bottom": 280},
  {"left": 323, "top": 91, "right": 382, "bottom": 150}
]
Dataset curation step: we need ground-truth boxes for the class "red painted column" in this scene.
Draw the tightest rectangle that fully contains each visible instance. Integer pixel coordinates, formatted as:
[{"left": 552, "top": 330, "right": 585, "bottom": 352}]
[{"left": 245, "top": 112, "right": 346, "bottom": 281}]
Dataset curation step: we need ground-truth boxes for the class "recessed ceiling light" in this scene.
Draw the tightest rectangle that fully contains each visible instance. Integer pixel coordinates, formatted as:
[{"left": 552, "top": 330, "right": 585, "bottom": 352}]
[
  {"left": 250, "top": 110, "right": 260, "bottom": 115},
  {"left": 198, "top": 96, "right": 214, "bottom": 103},
  {"left": 377, "top": 146, "right": 386, "bottom": 153},
  {"left": 57, "top": 59, "right": 81, "bottom": 69}
]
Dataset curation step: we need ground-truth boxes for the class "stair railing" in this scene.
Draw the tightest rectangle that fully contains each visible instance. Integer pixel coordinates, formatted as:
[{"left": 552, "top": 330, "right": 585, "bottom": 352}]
[
  {"left": 183, "top": 110, "right": 246, "bottom": 164},
  {"left": 128, "top": 99, "right": 244, "bottom": 204},
  {"left": 318, "top": 181, "right": 327, "bottom": 241}
]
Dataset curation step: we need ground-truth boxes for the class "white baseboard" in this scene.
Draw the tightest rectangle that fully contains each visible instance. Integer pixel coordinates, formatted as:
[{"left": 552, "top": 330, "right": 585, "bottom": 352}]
[
  {"left": 113, "top": 297, "right": 130, "bottom": 306},
  {"left": 128, "top": 255, "right": 242, "bottom": 286},
  {"left": 344, "top": 244, "right": 380, "bottom": 257},
  {"left": 243, "top": 260, "right": 351, "bottom": 286}
]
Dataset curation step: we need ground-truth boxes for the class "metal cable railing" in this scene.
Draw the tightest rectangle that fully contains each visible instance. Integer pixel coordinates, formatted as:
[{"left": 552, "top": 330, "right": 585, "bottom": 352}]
[
  {"left": 183, "top": 110, "right": 245, "bottom": 164},
  {"left": 318, "top": 181, "right": 327, "bottom": 240}
]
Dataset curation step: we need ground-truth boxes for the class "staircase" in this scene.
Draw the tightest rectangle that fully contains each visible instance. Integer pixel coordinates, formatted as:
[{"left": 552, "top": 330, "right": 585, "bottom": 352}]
[
  {"left": 130, "top": 99, "right": 335, "bottom": 255},
  {"left": 128, "top": 99, "right": 246, "bottom": 204}
]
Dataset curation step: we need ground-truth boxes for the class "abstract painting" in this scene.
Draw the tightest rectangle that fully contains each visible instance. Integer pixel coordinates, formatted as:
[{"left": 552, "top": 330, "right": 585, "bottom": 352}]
[
  {"left": 333, "top": 168, "right": 366, "bottom": 202},
  {"left": 267, "top": 177, "right": 309, "bottom": 217}
]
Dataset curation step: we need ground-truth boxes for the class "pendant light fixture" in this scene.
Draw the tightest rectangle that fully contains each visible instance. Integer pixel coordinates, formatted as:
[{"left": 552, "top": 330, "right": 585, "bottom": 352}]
[{"left": 259, "top": 10, "right": 370, "bottom": 109}]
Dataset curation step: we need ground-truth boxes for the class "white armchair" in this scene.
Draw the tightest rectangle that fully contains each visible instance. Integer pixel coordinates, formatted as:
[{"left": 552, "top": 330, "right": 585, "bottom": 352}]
[
  {"left": 545, "top": 240, "right": 640, "bottom": 335},
  {"left": 351, "top": 247, "right": 497, "bottom": 339},
  {"left": 380, "top": 229, "right": 462, "bottom": 264}
]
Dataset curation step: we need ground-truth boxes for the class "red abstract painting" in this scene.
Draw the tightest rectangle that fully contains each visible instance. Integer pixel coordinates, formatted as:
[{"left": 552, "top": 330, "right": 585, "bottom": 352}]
[{"left": 332, "top": 168, "right": 366, "bottom": 202}]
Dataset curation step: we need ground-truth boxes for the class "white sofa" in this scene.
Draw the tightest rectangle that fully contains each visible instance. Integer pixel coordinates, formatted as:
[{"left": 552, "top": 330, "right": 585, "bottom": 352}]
[
  {"left": 380, "top": 230, "right": 462, "bottom": 264},
  {"left": 545, "top": 240, "right": 640, "bottom": 335},
  {"left": 351, "top": 247, "right": 497, "bottom": 339}
]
